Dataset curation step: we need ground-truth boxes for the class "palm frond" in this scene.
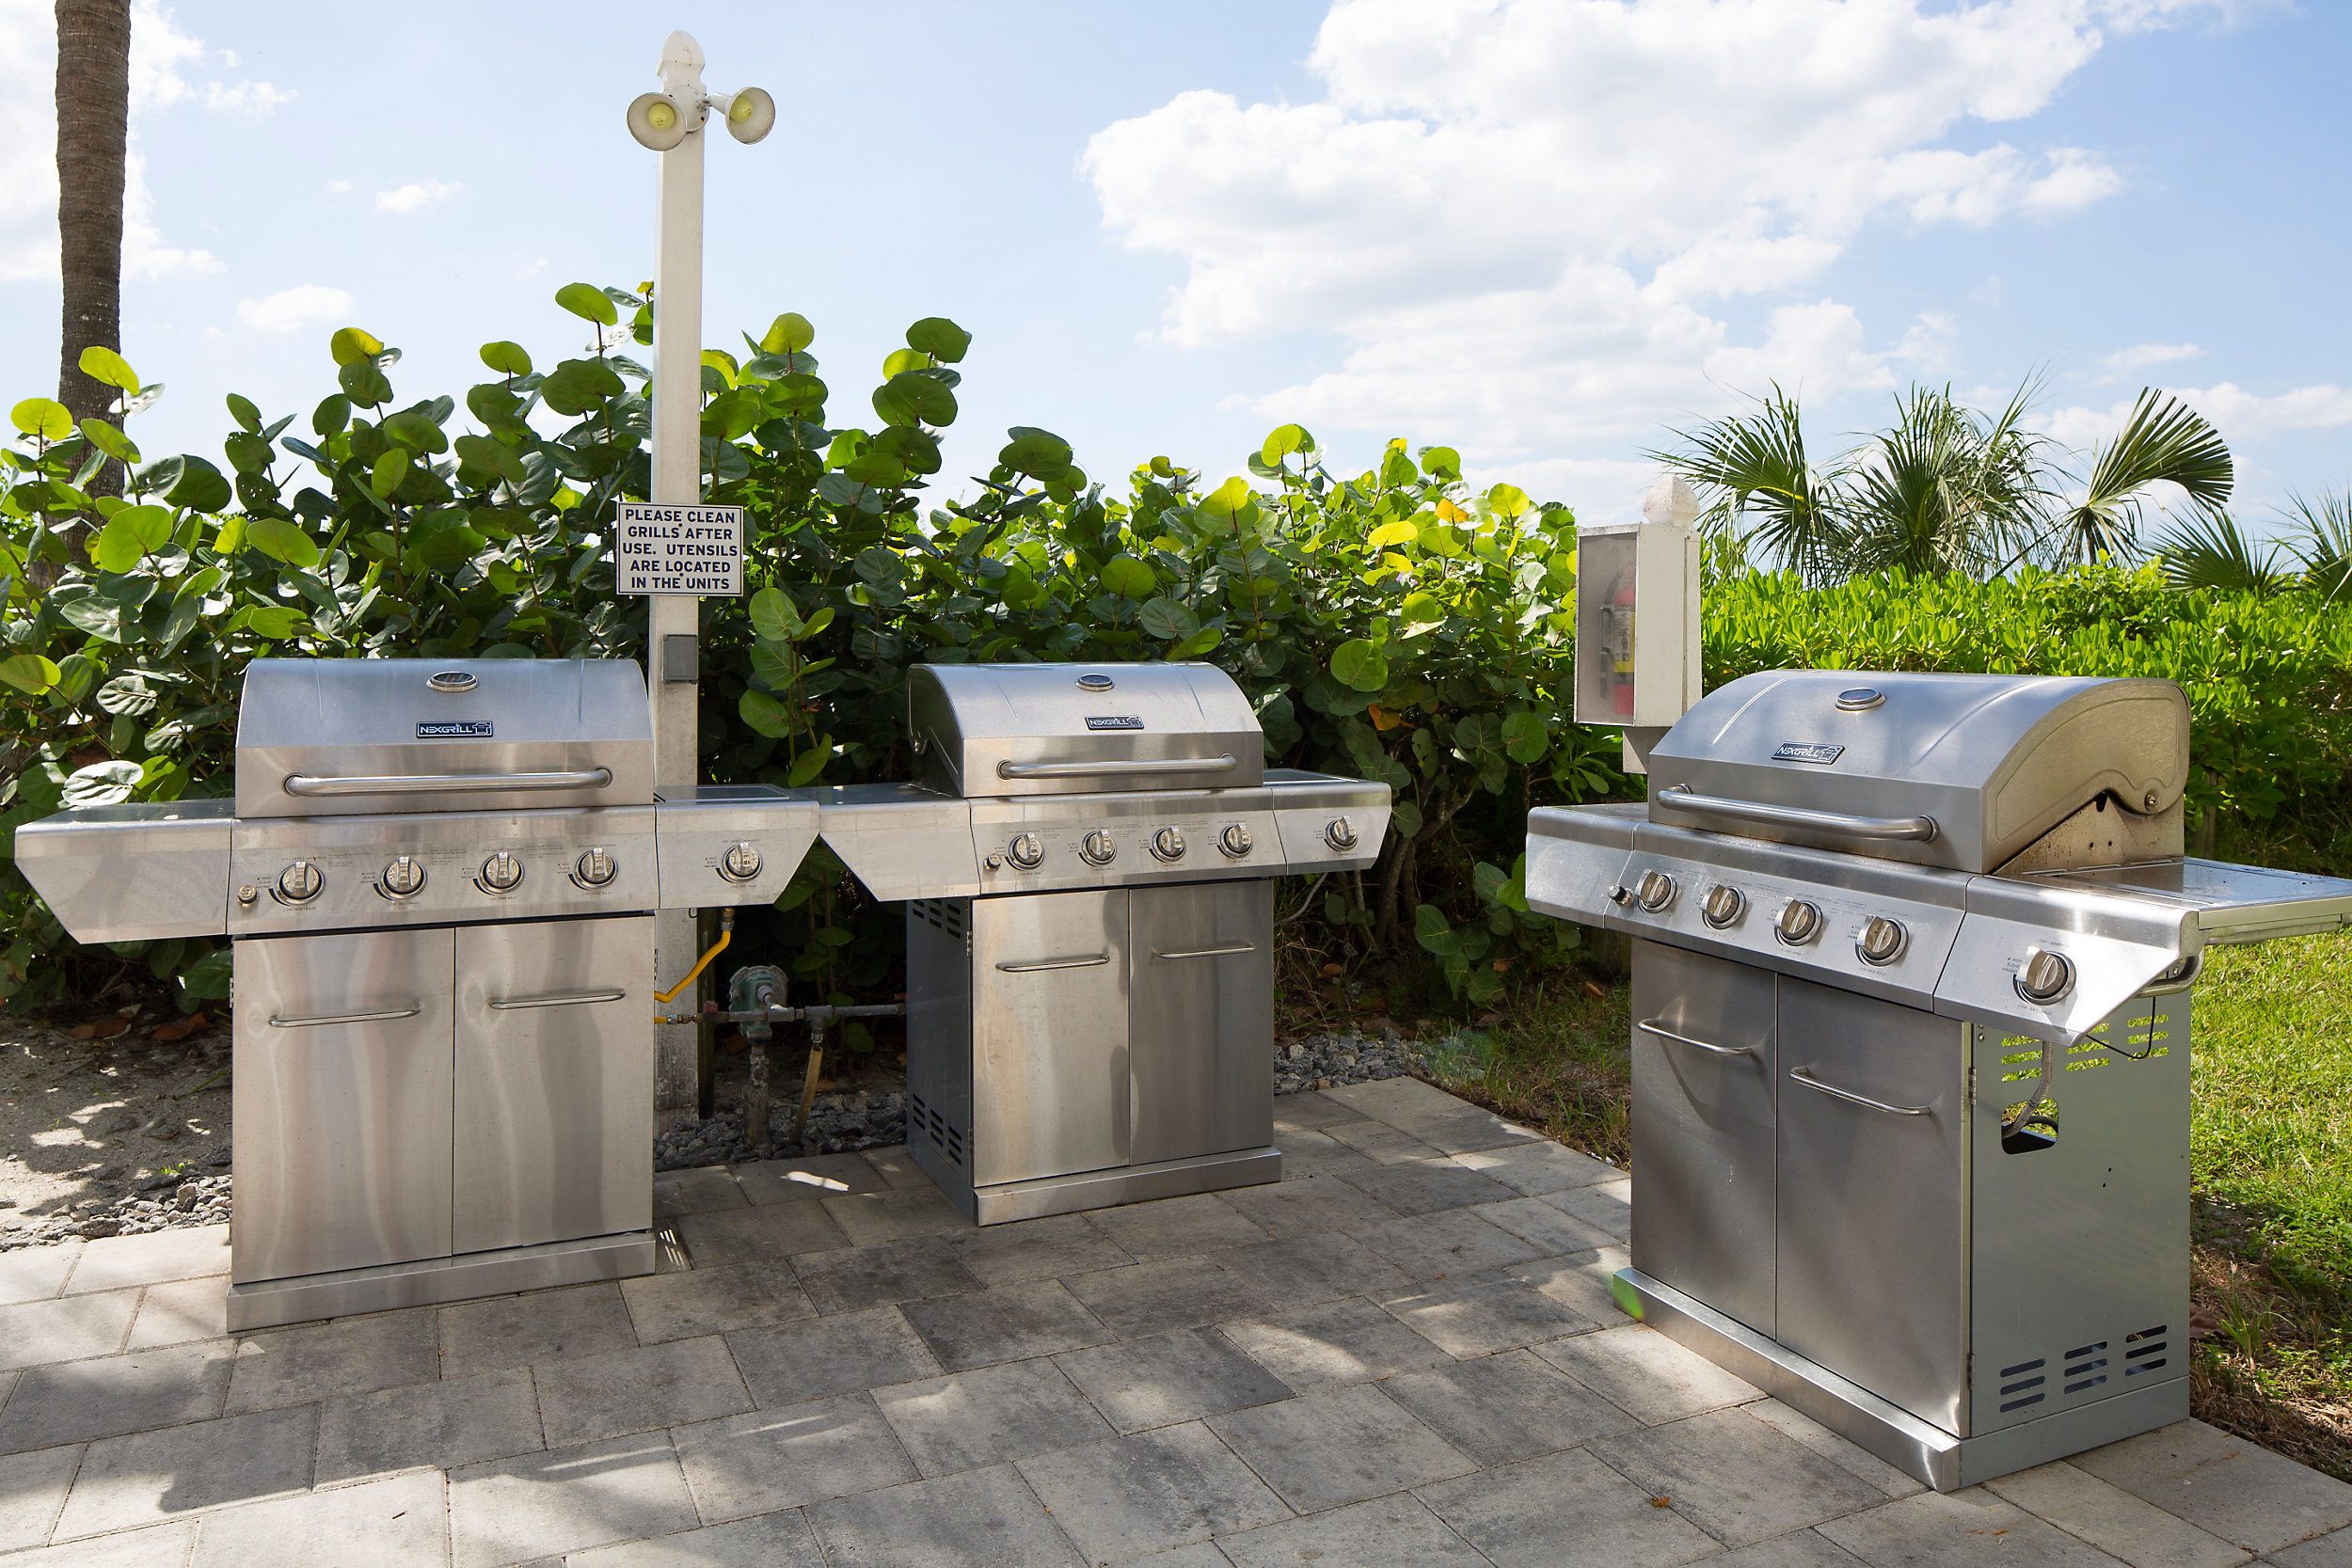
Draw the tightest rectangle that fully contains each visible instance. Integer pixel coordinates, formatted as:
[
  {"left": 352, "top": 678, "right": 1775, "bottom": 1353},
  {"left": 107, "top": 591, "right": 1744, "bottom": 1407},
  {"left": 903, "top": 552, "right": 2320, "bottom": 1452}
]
[
  {"left": 1648, "top": 385, "right": 1848, "bottom": 581},
  {"left": 1843, "top": 383, "right": 2050, "bottom": 577},
  {"left": 2056, "top": 388, "right": 2233, "bottom": 564},
  {"left": 2279, "top": 486, "right": 2352, "bottom": 599},
  {"left": 2149, "top": 510, "right": 2290, "bottom": 594}
]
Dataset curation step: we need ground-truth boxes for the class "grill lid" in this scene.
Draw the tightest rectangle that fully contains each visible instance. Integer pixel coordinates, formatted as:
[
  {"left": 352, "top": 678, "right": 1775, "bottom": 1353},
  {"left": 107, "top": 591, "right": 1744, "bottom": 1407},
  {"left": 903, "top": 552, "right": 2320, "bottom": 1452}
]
[
  {"left": 909, "top": 662, "right": 1264, "bottom": 799},
  {"left": 1645, "top": 671, "right": 2188, "bottom": 873},
  {"left": 235, "top": 657, "right": 654, "bottom": 818}
]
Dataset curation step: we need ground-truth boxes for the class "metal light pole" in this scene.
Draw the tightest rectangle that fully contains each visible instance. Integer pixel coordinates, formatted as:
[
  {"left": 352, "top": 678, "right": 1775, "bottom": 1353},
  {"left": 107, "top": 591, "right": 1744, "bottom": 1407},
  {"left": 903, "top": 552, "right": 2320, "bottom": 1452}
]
[{"left": 628, "top": 31, "right": 774, "bottom": 1127}]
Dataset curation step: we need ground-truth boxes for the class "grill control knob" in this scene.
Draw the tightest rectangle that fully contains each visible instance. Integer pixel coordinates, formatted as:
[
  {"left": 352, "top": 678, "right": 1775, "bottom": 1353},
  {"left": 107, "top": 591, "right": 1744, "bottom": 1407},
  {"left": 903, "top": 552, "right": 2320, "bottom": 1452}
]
[
  {"left": 1150, "top": 827, "right": 1186, "bottom": 863},
  {"left": 2015, "top": 946, "right": 2075, "bottom": 1005},
  {"left": 1700, "top": 884, "right": 1746, "bottom": 928},
  {"left": 720, "top": 841, "right": 763, "bottom": 883},
  {"left": 277, "top": 860, "right": 323, "bottom": 903},
  {"left": 574, "top": 847, "right": 616, "bottom": 888},
  {"left": 1007, "top": 832, "right": 1044, "bottom": 870},
  {"left": 1324, "top": 816, "right": 1359, "bottom": 851},
  {"left": 379, "top": 856, "right": 425, "bottom": 898},
  {"left": 1081, "top": 830, "right": 1117, "bottom": 866},
  {"left": 1774, "top": 899, "right": 1822, "bottom": 945},
  {"left": 479, "top": 850, "right": 523, "bottom": 893},
  {"left": 1219, "top": 823, "right": 1254, "bottom": 859},
  {"left": 1857, "top": 914, "right": 1909, "bottom": 966},
  {"left": 1634, "top": 869, "right": 1677, "bottom": 912}
]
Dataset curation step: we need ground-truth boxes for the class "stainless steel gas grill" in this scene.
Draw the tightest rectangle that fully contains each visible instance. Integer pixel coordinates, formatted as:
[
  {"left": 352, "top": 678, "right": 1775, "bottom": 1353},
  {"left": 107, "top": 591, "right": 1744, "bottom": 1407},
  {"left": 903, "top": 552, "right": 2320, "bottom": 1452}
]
[
  {"left": 17, "top": 657, "right": 818, "bottom": 1329},
  {"left": 1527, "top": 668, "right": 2352, "bottom": 1491},
  {"left": 816, "top": 662, "right": 1391, "bottom": 1223}
]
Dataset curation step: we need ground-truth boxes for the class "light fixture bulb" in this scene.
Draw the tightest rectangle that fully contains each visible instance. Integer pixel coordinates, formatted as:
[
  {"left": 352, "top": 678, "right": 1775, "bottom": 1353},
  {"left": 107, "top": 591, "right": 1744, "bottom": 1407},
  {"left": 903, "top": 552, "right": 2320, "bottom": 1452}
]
[
  {"left": 723, "top": 86, "right": 775, "bottom": 144},
  {"left": 626, "top": 91, "right": 692, "bottom": 151}
]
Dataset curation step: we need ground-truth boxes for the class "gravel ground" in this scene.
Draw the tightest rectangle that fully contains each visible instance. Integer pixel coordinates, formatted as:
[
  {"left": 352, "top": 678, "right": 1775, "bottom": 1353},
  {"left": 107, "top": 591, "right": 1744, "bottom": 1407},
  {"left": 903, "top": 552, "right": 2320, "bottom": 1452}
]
[{"left": 4, "top": 1014, "right": 1430, "bottom": 1243}]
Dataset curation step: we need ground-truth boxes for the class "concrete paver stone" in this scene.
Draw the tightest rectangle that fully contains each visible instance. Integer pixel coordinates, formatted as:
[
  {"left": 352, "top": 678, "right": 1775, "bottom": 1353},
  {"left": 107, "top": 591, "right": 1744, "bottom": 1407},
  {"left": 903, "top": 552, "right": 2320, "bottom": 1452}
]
[
  {"left": 819, "top": 1185, "right": 970, "bottom": 1247},
  {"left": 437, "top": 1281, "right": 637, "bottom": 1379},
  {"left": 0, "top": 1519, "right": 197, "bottom": 1566},
  {"left": 735, "top": 1151, "right": 890, "bottom": 1205},
  {"left": 1218, "top": 1294, "right": 1450, "bottom": 1392},
  {"left": 874, "top": 1356, "right": 1115, "bottom": 1478},
  {"left": 1379, "top": 1348, "right": 1639, "bottom": 1466},
  {"left": 672, "top": 1392, "right": 917, "bottom": 1522},
  {"left": 618, "top": 1259, "right": 813, "bottom": 1344},
  {"left": 1740, "top": 1398, "right": 1927, "bottom": 1500},
  {"left": 1541, "top": 1177, "right": 1633, "bottom": 1242},
  {"left": 532, "top": 1334, "right": 753, "bottom": 1447},
  {"left": 446, "top": 1431, "right": 698, "bottom": 1568},
  {"left": 1332, "top": 1159, "right": 1515, "bottom": 1217},
  {"left": 61, "top": 1226, "right": 230, "bottom": 1295},
  {"left": 1201, "top": 1230, "right": 1411, "bottom": 1307},
  {"left": 649, "top": 1165, "right": 746, "bottom": 1221},
  {"left": 1208, "top": 1383, "right": 1476, "bottom": 1513},
  {"left": 1090, "top": 1193, "right": 1274, "bottom": 1261},
  {"left": 673, "top": 1199, "right": 849, "bottom": 1266},
  {"left": 1060, "top": 1256, "right": 1271, "bottom": 1339},
  {"left": 53, "top": 1403, "right": 317, "bottom": 1541},
  {"left": 564, "top": 1508, "right": 827, "bottom": 1567},
  {"left": 2073, "top": 1420, "right": 2352, "bottom": 1556},
  {"left": 1986, "top": 1459, "right": 2252, "bottom": 1568},
  {"left": 805, "top": 1463, "right": 1087, "bottom": 1568},
  {"left": 1589, "top": 1406, "right": 1893, "bottom": 1546},
  {"left": 1017, "top": 1419, "right": 1291, "bottom": 1563},
  {"left": 313, "top": 1365, "right": 542, "bottom": 1484},
  {"left": 0, "top": 1338, "right": 233, "bottom": 1452},
  {"left": 1377, "top": 1275, "right": 1599, "bottom": 1357},
  {"left": 223, "top": 1307, "right": 438, "bottom": 1412},
  {"left": 1353, "top": 1207, "right": 1544, "bottom": 1280},
  {"left": 1449, "top": 1140, "right": 1622, "bottom": 1196},
  {"left": 1053, "top": 1325, "right": 1293, "bottom": 1434},
  {"left": 1472, "top": 1194, "right": 1619, "bottom": 1256},
  {"left": 899, "top": 1277, "right": 1114, "bottom": 1371},
  {"left": 1216, "top": 1492, "right": 1490, "bottom": 1568},
  {"left": 1418, "top": 1443, "right": 1725, "bottom": 1568},
  {"left": 123, "top": 1275, "right": 229, "bottom": 1351},
  {"left": 0, "top": 1288, "right": 139, "bottom": 1372},
  {"left": 2272, "top": 1526, "right": 2352, "bottom": 1567},
  {"left": 725, "top": 1304, "right": 941, "bottom": 1408},
  {"left": 1818, "top": 1487, "right": 2136, "bottom": 1567},
  {"left": 0, "top": 1441, "right": 81, "bottom": 1552},
  {"left": 0, "top": 1243, "right": 80, "bottom": 1307},
  {"left": 185, "top": 1466, "right": 444, "bottom": 1568},
  {"left": 941, "top": 1212, "right": 1133, "bottom": 1288},
  {"left": 1534, "top": 1321, "right": 1761, "bottom": 1424},
  {"left": 789, "top": 1234, "right": 984, "bottom": 1315}
]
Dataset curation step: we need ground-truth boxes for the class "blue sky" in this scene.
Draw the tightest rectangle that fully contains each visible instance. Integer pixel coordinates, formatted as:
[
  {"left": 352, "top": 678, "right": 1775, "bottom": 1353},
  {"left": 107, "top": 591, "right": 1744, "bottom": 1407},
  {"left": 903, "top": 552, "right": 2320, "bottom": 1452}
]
[{"left": 2, "top": 0, "right": 2345, "bottom": 534}]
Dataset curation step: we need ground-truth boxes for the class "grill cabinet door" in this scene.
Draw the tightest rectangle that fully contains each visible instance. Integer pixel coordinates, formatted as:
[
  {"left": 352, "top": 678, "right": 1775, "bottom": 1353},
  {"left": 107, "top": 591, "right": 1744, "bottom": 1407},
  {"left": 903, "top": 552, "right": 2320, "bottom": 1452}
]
[
  {"left": 1775, "top": 976, "right": 1968, "bottom": 1433},
  {"left": 969, "top": 891, "right": 1132, "bottom": 1185},
  {"left": 1127, "top": 880, "right": 1275, "bottom": 1166},
  {"left": 453, "top": 915, "right": 654, "bottom": 1254},
  {"left": 1628, "top": 941, "right": 1778, "bottom": 1336},
  {"left": 231, "top": 927, "right": 454, "bottom": 1283}
]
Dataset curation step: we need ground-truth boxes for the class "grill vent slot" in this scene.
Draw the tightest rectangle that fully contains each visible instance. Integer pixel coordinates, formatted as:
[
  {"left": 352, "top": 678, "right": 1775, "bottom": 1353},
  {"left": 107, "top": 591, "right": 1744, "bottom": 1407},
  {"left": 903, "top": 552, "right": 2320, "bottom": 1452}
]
[
  {"left": 2124, "top": 1323, "right": 2169, "bottom": 1376},
  {"left": 2063, "top": 1340, "right": 2109, "bottom": 1394},
  {"left": 910, "top": 899, "right": 968, "bottom": 939},
  {"left": 1996, "top": 1355, "right": 2047, "bottom": 1412},
  {"left": 905, "top": 1089, "right": 967, "bottom": 1171}
]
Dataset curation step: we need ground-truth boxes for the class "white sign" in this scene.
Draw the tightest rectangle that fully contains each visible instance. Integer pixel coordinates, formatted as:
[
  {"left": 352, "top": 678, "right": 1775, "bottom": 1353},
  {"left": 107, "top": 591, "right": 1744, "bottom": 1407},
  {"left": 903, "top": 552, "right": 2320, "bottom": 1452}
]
[{"left": 615, "top": 502, "right": 745, "bottom": 596}]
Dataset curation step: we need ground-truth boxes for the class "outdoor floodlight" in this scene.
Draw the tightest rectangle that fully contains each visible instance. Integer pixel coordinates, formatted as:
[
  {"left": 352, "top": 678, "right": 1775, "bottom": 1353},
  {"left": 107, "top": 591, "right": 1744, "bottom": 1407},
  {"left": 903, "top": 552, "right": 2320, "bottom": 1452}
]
[
  {"left": 627, "top": 90, "right": 695, "bottom": 151},
  {"left": 720, "top": 87, "right": 776, "bottom": 144}
]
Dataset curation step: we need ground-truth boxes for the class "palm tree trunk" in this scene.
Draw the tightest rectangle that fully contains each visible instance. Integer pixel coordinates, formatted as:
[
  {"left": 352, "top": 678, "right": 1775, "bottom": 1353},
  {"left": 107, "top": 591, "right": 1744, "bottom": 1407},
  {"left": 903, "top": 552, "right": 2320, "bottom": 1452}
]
[{"left": 54, "top": 0, "right": 131, "bottom": 473}]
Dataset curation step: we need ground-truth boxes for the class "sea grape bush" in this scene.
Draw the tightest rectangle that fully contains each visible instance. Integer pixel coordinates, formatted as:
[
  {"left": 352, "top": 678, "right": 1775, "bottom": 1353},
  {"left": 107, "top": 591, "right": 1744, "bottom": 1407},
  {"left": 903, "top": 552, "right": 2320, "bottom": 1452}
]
[
  {"left": 0, "top": 293, "right": 1606, "bottom": 1015},
  {"left": 4, "top": 293, "right": 2348, "bottom": 1021}
]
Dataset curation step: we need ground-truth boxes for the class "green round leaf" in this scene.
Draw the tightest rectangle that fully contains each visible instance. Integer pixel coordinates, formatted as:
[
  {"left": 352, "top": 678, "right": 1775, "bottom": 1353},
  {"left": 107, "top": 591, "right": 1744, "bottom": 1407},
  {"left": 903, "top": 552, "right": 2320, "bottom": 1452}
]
[
  {"left": 328, "top": 326, "right": 385, "bottom": 368},
  {"left": 244, "top": 604, "right": 306, "bottom": 640},
  {"left": 1486, "top": 482, "right": 1532, "bottom": 519},
  {"left": 80, "top": 419, "right": 137, "bottom": 464},
  {"left": 1137, "top": 596, "right": 1200, "bottom": 641},
  {"left": 1200, "top": 476, "right": 1254, "bottom": 519},
  {"left": 1260, "top": 423, "right": 1314, "bottom": 466},
  {"left": 479, "top": 340, "right": 532, "bottom": 376},
  {"left": 246, "top": 516, "right": 321, "bottom": 567},
  {"left": 739, "top": 688, "right": 793, "bottom": 738},
  {"left": 905, "top": 317, "right": 972, "bottom": 364},
  {"left": 762, "top": 312, "right": 816, "bottom": 354},
  {"left": 1500, "top": 710, "right": 1549, "bottom": 764},
  {"left": 62, "top": 759, "right": 142, "bottom": 808},
  {"left": 1098, "top": 555, "right": 1155, "bottom": 600},
  {"left": 555, "top": 282, "right": 619, "bottom": 326},
  {"left": 1401, "top": 590, "right": 1446, "bottom": 625},
  {"left": 10, "top": 397, "right": 71, "bottom": 441},
  {"left": 339, "top": 360, "right": 392, "bottom": 408},
  {"left": 89, "top": 504, "right": 174, "bottom": 571},
  {"left": 750, "top": 586, "right": 803, "bottom": 642},
  {"left": 370, "top": 449, "right": 411, "bottom": 499},
  {"left": 0, "top": 653, "right": 61, "bottom": 695},
  {"left": 77, "top": 345, "right": 138, "bottom": 392},
  {"left": 871, "top": 371, "right": 957, "bottom": 429},
  {"left": 881, "top": 347, "right": 932, "bottom": 378},
  {"left": 380, "top": 409, "right": 450, "bottom": 454},
  {"left": 165, "top": 455, "right": 232, "bottom": 513},
  {"left": 1000, "top": 429, "right": 1073, "bottom": 480},
  {"left": 1330, "top": 638, "right": 1390, "bottom": 692},
  {"left": 225, "top": 392, "right": 262, "bottom": 433}
]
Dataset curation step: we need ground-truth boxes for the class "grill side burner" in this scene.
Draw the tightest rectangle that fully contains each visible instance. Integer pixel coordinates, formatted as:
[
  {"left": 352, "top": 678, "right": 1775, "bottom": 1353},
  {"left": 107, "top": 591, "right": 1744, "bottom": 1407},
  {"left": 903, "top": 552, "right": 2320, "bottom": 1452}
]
[
  {"left": 823, "top": 661, "right": 1389, "bottom": 1224},
  {"left": 1527, "top": 668, "right": 2352, "bottom": 1491},
  {"left": 17, "top": 657, "right": 819, "bottom": 1329}
]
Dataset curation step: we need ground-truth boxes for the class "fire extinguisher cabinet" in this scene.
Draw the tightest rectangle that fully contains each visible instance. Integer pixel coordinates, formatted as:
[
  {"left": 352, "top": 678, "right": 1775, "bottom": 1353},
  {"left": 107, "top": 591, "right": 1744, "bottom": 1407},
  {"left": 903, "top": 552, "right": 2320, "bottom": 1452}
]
[{"left": 1572, "top": 479, "right": 1704, "bottom": 771}]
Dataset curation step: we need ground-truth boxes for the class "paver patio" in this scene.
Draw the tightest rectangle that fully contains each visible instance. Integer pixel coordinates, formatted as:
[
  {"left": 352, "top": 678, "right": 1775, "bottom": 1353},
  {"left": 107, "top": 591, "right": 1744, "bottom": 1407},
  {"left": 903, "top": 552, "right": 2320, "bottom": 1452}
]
[{"left": 0, "top": 1077, "right": 2346, "bottom": 1565}]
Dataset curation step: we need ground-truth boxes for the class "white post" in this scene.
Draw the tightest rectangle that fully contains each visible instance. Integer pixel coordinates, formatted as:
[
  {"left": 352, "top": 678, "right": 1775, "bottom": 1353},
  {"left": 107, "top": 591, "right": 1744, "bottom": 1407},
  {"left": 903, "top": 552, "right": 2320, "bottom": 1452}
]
[{"left": 649, "top": 32, "right": 709, "bottom": 1130}]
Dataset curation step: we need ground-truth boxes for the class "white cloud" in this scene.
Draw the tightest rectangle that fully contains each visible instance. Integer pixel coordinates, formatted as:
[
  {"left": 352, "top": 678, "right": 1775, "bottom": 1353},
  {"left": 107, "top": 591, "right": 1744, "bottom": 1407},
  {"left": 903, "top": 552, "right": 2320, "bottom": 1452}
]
[
  {"left": 375, "top": 178, "right": 461, "bottom": 215},
  {"left": 325, "top": 178, "right": 354, "bottom": 195},
  {"left": 234, "top": 283, "right": 353, "bottom": 336},
  {"left": 1083, "top": 0, "right": 2242, "bottom": 472},
  {"left": 2047, "top": 381, "right": 2352, "bottom": 452},
  {"left": 1, "top": 1, "right": 282, "bottom": 283},
  {"left": 2096, "top": 341, "right": 2203, "bottom": 381}
]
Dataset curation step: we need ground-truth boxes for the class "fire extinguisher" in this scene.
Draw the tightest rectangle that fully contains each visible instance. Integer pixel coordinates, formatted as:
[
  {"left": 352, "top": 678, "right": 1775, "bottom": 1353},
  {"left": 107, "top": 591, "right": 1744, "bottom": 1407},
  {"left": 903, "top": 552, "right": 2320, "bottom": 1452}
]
[{"left": 1607, "top": 571, "right": 1637, "bottom": 717}]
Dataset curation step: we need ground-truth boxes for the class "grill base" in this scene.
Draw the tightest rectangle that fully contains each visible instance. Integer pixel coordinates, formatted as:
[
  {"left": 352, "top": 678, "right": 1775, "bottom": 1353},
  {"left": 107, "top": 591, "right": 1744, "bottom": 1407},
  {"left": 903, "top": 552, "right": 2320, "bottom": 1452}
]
[
  {"left": 915, "top": 1143, "right": 1282, "bottom": 1226},
  {"left": 1612, "top": 1268, "right": 2188, "bottom": 1492},
  {"left": 224, "top": 1229, "right": 656, "bottom": 1332}
]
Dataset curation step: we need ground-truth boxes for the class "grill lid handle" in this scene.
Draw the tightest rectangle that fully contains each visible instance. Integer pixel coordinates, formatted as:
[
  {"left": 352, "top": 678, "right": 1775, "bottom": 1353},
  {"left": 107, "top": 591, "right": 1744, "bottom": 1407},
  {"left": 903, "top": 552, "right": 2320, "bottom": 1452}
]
[
  {"left": 1655, "top": 784, "right": 1938, "bottom": 844},
  {"left": 994, "top": 754, "right": 1239, "bottom": 781},
  {"left": 283, "top": 768, "right": 614, "bottom": 798}
]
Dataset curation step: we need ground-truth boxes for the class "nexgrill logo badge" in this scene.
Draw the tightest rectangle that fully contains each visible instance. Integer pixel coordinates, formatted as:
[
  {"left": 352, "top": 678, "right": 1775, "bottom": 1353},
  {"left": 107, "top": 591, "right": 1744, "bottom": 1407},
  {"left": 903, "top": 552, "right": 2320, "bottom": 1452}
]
[
  {"left": 1772, "top": 741, "right": 1845, "bottom": 765},
  {"left": 1084, "top": 716, "right": 1145, "bottom": 731},
  {"left": 417, "top": 721, "right": 495, "bottom": 739}
]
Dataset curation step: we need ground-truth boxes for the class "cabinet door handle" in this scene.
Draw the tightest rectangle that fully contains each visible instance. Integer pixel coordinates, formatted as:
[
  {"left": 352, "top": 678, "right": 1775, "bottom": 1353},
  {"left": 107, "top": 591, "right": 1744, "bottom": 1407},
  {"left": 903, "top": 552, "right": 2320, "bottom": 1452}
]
[
  {"left": 268, "top": 1005, "right": 421, "bottom": 1029},
  {"left": 1636, "top": 1019, "right": 1754, "bottom": 1057},
  {"left": 1789, "top": 1065, "right": 1932, "bottom": 1117},
  {"left": 1152, "top": 942, "right": 1258, "bottom": 961},
  {"left": 994, "top": 953, "right": 1112, "bottom": 974},
  {"left": 487, "top": 988, "right": 628, "bottom": 1011}
]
